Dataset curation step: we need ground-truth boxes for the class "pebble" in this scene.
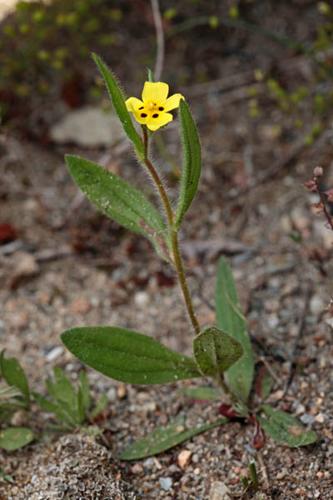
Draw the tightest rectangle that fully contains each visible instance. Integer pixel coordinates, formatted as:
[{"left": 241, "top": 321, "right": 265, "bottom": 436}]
[
  {"left": 310, "top": 295, "right": 324, "bottom": 315},
  {"left": 106, "top": 387, "right": 117, "bottom": 401},
  {"left": 117, "top": 384, "right": 127, "bottom": 399},
  {"left": 208, "top": 481, "right": 231, "bottom": 500},
  {"left": 300, "top": 413, "right": 315, "bottom": 425},
  {"left": 134, "top": 291, "right": 150, "bottom": 307},
  {"left": 46, "top": 346, "right": 64, "bottom": 362},
  {"left": 315, "top": 413, "right": 325, "bottom": 423},
  {"left": 69, "top": 297, "right": 91, "bottom": 315},
  {"left": 177, "top": 450, "right": 192, "bottom": 469},
  {"left": 131, "top": 464, "right": 143, "bottom": 474},
  {"left": 159, "top": 477, "right": 172, "bottom": 491}
]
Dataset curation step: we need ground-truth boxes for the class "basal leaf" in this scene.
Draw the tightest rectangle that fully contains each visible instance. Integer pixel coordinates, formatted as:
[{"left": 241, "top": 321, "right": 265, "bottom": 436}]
[
  {"left": 89, "top": 394, "right": 108, "bottom": 420},
  {"left": 0, "top": 352, "right": 30, "bottom": 404},
  {"left": 33, "top": 392, "right": 77, "bottom": 428},
  {"left": 61, "top": 326, "right": 201, "bottom": 385},
  {"left": 65, "top": 155, "right": 168, "bottom": 258},
  {"left": 0, "top": 427, "right": 34, "bottom": 451},
  {"left": 92, "top": 53, "right": 144, "bottom": 157},
  {"left": 120, "top": 416, "right": 227, "bottom": 460},
  {"left": 175, "top": 100, "right": 201, "bottom": 226},
  {"left": 259, "top": 404, "right": 317, "bottom": 448},
  {"left": 215, "top": 257, "right": 254, "bottom": 403},
  {"left": 193, "top": 326, "right": 243, "bottom": 377}
]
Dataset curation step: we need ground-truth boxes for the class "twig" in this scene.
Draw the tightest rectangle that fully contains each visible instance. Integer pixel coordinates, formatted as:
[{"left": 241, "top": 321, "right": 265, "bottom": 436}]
[
  {"left": 150, "top": 0, "right": 165, "bottom": 81},
  {"left": 257, "top": 451, "right": 270, "bottom": 491}
]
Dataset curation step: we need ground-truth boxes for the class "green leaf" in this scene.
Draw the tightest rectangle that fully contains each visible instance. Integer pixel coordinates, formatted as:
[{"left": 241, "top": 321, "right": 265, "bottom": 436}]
[
  {"left": 90, "top": 394, "right": 108, "bottom": 420},
  {"left": 33, "top": 392, "right": 77, "bottom": 428},
  {"left": 120, "top": 416, "right": 227, "bottom": 460},
  {"left": 193, "top": 326, "right": 243, "bottom": 377},
  {"left": 0, "top": 427, "right": 34, "bottom": 451},
  {"left": 181, "top": 386, "right": 222, "bottom": 401},
  {"left": 61, "top": 326, "right": 201, "bottom": 385},
  {"left": 259, "top": 405, "right": 317, "bottom": 447},
  {"left": 78, "top": 371, "right": 91, "bottom": 414},
  {"left": 92, "top": 53, "right": 144, "bottom": 157},
  {"left": 215, "top": 257, "right": 254, "bottom": 403},
  {"left": 65, "top": 155, "right": 168, "bottom": 258},
  {"left": 0, "top": 352, "right": 30, "bottom": 404},
  {"left": 47, "top": 368, "right": 77, "bottom": 409},
  {"left": 175, "top": 100, "right": 201, "bottom": 226}
]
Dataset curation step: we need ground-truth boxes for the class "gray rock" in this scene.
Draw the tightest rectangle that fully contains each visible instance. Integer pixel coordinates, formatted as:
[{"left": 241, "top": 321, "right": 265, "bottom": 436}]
[
  {"left": 159, "top": 477, "right": 173, "bottom": 491},
  {"left": 50, "top": 106, "right": 124, "bottom": 147}
]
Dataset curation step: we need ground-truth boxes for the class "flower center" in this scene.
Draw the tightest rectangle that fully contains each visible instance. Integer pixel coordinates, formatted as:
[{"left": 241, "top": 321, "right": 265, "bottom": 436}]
[{"left": 147, "top": 101, "right": 157, "bottom": 111}]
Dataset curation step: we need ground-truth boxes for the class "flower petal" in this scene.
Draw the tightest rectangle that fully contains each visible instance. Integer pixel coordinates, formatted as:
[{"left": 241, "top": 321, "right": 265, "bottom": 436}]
[
  {"left": 142, "top": 82, "right": 169, "bottom": 103},
  {"left": 146, "top": 112, "right": 173, "bottom": 131},
  {"left": 132, "top": 111, "right": 148, "bottom": 125},
  {"left": 164, "top": 93, "right": 184, "bottom": 111},
  {"left": 126, "top": 97, "right": 144, "bottom": 112}
]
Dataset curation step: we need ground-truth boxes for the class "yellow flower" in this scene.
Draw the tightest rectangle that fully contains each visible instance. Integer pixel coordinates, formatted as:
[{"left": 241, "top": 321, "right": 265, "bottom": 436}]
[{"left": 125, "top": 82, "right": 184, "bottom": 131}]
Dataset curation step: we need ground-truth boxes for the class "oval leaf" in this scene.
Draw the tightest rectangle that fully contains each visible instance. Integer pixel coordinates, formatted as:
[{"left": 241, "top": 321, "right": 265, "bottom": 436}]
[
  {"left": 193, "top": 326, "right": 243, "bottom": 377},
  {"left": 259, "top": 405, "right": 317, "bottom": 448},
  {"left": 92, "top": 53, "right": 144, "bottom": 157},
  {"left": 175, "top": 100, "right": 201, "bottom": 226},
  {"left": 61, "top": 326, "right": 201, "bottom": 385},
  {"left": 120, "top": 416, "right": 227, "bottom": 460},
  {"left": 65, "top": 155, "right": 168, "bottom": 258},
  {"left": 215, "top": 257, "right": 254, "bottom": 403},
  {"left": 0, "top": 427, "right": 34, "bottom": 451},
  {"left": 0, "top": 351, "right": 30, "bottom": 404}
]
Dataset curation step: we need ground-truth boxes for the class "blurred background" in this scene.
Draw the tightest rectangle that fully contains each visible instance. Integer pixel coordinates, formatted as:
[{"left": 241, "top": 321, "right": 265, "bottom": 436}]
[{"left": 0, "top": 0, "right": 332, "bottom": 145}]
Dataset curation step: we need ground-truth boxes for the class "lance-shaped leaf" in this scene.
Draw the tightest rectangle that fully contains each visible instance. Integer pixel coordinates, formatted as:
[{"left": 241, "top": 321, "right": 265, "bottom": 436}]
[
  {"left": 120, "top": 416, "right": 227, "bottom": 460},
  {"left": 61, "top": 326, "right": 201, "bottom": 385},
  {"left": 65, "top": 155, "right": 168, "bottom": 258},
  {"left": 215, "top": 257, "right": 254, "bottom": 403},
  {"left": 0, "top": 427, "right": 34, "bottom": 451},
  {"left": 0, "top": 351, "right": 30, "bottom": 404},
  {"left": 92, "top": 53, "right": 144, "bottom": 157},
  {"left": 175, "top": 100, "right": 201, "bottom": 226},
  {"left": 258, "top": 405, "right": 317, "bottom": 447},
  {"left": 193, "top": 326, "right": 243, "bottom": 377}
]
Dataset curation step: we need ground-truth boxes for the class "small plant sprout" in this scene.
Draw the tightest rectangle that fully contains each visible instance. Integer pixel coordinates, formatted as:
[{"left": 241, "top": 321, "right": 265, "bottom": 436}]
[
  {"left": 61, "top": 54, "right": 317, "bottom": 458},
  {"left": 0, "top": 352, "right": 34, "bottom": 451},
  {"left": 34, "top": 368, "right": 108, "bottom": 430}
]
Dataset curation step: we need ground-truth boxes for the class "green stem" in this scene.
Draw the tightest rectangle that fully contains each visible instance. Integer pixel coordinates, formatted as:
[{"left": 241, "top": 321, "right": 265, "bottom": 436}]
[
  {"left": 170, "top": 228, "right": 201, "bottom": 335},
  {"left": 141, "top": 127, "right": 200, "bottom": 335}
]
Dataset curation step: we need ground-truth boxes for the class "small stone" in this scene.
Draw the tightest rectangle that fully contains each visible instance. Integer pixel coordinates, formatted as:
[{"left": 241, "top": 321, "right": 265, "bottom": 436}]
[
  {"left": 209, "top": 481, "right": 231, "bottom": 500},
  {"left": 134, "top": 291, "right": 149, "bottom": 307},
  {"left": 50, "top": 106, "right": 124, "bottom": 147},
  {"left": 107, "top": 387, "right": 117, "bottom": 401},
  {"left": 131, "top": 464, "right": 143, "bottom": 474},
  {"left": 295, "top": 403, "right": 305, "bottom": 415},
  {"left": 11, "top": 311, "right": 29, "bottom": 330},
  {"left": 177, "top": 450, "right": 192, "bottom": 469},
  {"left": 9, "top": 252, "right": 39, "bottom": 288},
  {"left": 46, "top": 346, "right": 64, "bottom": 362},
  {"left": 117, "top": 384, "right": 127, "bottom": 399},
  {"left": 315, "top": 413, "right": 325, "bottom": 423},
  {"left": 300, "top": 413, "right": 315, "bottom": 425},
  {"left": 143, "top": 458, "right": 155, "bottom": 469},
  {"left": 310, "top": 295, "right": 324, "bottom": 315},
  {"left": 159, "top": 477, "right": 172, "bottom": 491},
  {"left": 69, "top": 297, "right": 91, "bottom": 315}
]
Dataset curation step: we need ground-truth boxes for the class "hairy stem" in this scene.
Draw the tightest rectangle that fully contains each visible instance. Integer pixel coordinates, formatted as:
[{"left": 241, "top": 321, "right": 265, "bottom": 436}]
[{"left": 142, "top": 127, "right": 200, "bottom": 335}]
